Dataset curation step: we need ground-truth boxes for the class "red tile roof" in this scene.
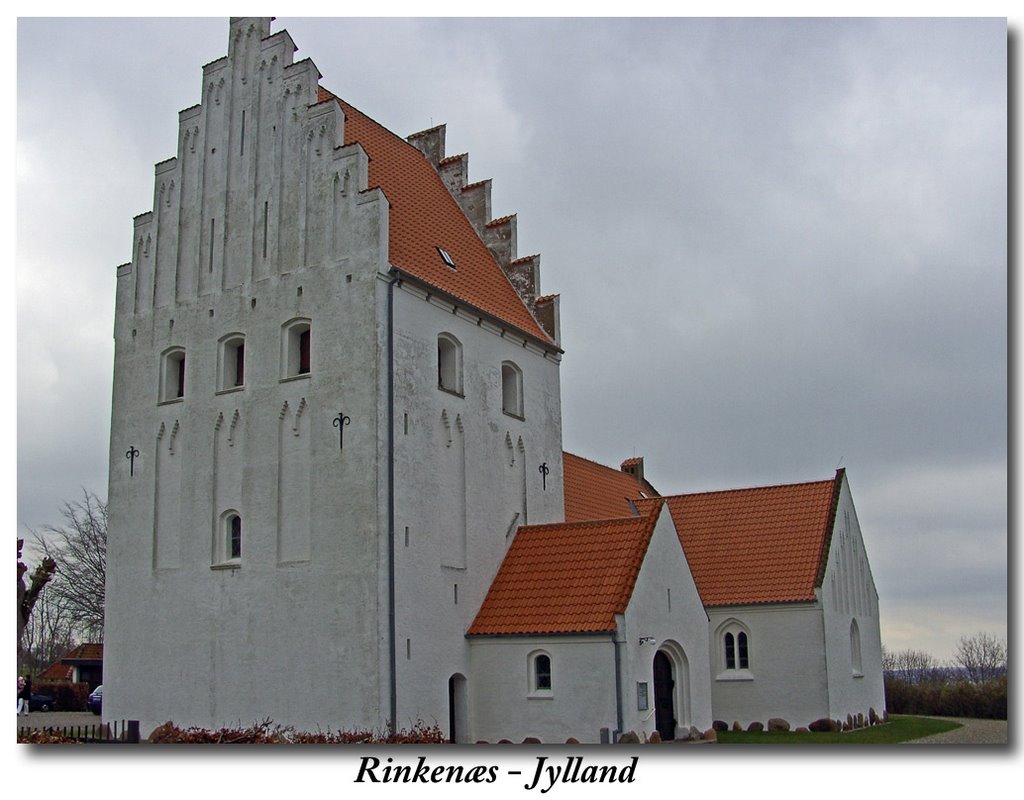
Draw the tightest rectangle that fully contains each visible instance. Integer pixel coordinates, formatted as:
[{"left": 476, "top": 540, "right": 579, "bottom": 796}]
[
  {"left": 37, "top": 662, "right": 73, "bottom": 682},
  {"left": 563, "top": 452, "right": 654, "bottom": 523},
  {"left": 468, "top": 509, "right": 664, "bottom": 636},
  {"left": 637, "top": 472, "right": 843, "bottom": 606},
  {"left": 35, "top": 643, "right": 104, "bottom": 681},
  {"left": 62, "top": 643, "right": 104, "bottom": 662},
  {"left": 318, "top": 89, "right": 554, "bottom": 347}
]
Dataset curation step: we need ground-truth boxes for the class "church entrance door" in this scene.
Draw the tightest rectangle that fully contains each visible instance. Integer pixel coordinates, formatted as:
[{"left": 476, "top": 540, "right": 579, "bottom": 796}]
[{"left": 653, "top": 650, "right": 676, "bottom": 740}]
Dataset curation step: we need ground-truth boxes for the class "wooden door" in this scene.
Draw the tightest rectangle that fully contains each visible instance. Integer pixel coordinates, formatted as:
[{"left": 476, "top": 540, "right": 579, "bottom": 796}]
[{"left": 653, "top": 650, "right": 676, "bottom": 740}]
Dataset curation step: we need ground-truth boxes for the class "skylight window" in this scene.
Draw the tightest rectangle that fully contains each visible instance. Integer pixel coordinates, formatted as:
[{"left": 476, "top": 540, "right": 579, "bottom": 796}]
[{"left": 437, "top": 247, "right": 456, "bottom": 269}]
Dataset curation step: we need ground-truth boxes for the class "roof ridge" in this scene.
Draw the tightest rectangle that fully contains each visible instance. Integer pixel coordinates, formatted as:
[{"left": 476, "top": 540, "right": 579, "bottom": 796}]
[
  {"left": 658, "top": 476, "right": 836, "bottom": 500},
  {"left": 518, "top": 513, "right": 655, "bottom": 533},
  {"left": 328, "top": 89, "right": 555, "bottom": 346}
]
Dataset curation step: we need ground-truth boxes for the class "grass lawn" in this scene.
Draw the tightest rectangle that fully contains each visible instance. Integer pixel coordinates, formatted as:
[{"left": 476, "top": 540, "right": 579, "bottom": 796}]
[{"left": 716, "top": 715, "right": 961, "bottom": 744}]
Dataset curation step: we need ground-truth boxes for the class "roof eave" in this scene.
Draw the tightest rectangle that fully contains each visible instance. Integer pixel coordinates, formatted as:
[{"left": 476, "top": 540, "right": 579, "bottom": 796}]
[{"left": 389, "top": 266, "right": 562, "bottom": 354}]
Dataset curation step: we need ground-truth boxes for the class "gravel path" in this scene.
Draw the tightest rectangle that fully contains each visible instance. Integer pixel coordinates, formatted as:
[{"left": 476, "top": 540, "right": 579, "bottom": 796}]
[{"left": 901, "top": 717, "right": 1008, "bottom": 745}]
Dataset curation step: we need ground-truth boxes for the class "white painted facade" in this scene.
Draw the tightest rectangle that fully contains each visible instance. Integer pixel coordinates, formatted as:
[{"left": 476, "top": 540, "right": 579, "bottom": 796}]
[
  {"left": 104, "top": 17, "right": 882, "bottom": 742},
  {"left": 707, "top": 476, "right": 885, "bottom": 729},
  {"left": 105, "top": 16, "right": 567, "bottom": 739}
]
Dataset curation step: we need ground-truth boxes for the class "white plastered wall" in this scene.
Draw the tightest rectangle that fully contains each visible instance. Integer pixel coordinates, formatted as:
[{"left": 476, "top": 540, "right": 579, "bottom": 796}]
[
  {"left": 385, "top": 281, "right": 564, "bottom": 738},
  {"left": 820, "top": 474, "right": 886, "bottom": 723},
  {"left": 618, "top": 506, "right": 712, "bottom": 739},
  {"left": 105, "top": 18, "right": 393, "bottom": 736}
]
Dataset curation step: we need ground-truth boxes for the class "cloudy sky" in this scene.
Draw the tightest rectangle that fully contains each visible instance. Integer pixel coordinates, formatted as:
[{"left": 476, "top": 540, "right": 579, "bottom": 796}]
[{"left": 15, "top": 15, "right": 1007, "bottom": 665}]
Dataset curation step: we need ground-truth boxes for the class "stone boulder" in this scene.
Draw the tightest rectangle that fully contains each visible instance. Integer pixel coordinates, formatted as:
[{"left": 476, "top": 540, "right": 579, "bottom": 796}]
[
  {"left": 618, "top": 730, "right": 641, "bottom": 744},
  {"left": 702, "top": 728, "right": 718, "bottom": 742},
  {"left": 712, "top": 720, "right": 728, "bottom": 732},
  {"left": 767, "top": 718, "right": 790, "bottom": 732},
  {"left": 746, "top": 721, "right": 764, "bottom": 733},
  {"left": 808, "top": 717, "right": 838, "bottom": 733}
]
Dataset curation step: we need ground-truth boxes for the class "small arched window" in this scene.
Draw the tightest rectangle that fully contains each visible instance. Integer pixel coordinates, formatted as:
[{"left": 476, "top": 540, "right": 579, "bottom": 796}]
[
  {"left": 160, "top": 347, "right": 186, "bottom": 402},
  {"left": 437, "top": 333, "right": 463, "bottom": 395},
  {"left": 216, "top": 510, "right": 242, "bottom": 565},
  {"left": 501, "top": 361, "right": 523, "bottom": 418},
  {"left": 529, "top": 650, "right": 553, "bottom": 695},
  {"left": 850, "top": 619, "right": 863, "bottom": 676},
  {"left": 282, "top": 319, "right": 311, "bottom": 379},
  {"left": 218, "top": 333, "right": 245, "bottom": 390}
]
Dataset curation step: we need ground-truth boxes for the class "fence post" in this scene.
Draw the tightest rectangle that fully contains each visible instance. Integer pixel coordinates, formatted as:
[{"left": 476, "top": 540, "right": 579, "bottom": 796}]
[{"left": 127, "top": 720, "right": 140, "bottom": 744}]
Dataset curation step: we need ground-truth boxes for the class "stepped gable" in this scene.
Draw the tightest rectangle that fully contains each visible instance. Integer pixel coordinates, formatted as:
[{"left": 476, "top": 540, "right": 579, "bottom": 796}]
[
  {"left": 317, "top": 88, "right": 554, "bottom": 346},
  {"left": 562, "top": 451, "right": 655, "bottom": 523},
  {"left": 636, "top": 471, "right": 843, "bottom": 606},
  {"left": 467, "top": 510, "right": 663, "bottom": 636}
]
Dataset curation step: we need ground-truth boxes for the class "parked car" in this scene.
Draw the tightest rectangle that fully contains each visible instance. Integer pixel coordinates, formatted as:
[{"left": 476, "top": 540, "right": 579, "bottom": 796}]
[
  {"left": 29, "top": 693, "right": 54, "bottom": 712},
  {"left": 87, "top": 685, "right": 103, "bottom": 715}
]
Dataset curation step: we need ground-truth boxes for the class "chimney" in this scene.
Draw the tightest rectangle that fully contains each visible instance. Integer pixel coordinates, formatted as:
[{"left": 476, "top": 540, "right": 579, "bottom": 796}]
[{"left": 620, "top": 457, "right": 644, "bottom": 485}]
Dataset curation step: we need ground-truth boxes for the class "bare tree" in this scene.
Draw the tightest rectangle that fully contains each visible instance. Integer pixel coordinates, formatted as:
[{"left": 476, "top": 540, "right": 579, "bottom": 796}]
[
  {"left": 953, "top": 631, "right": 1007, "bottom": 683},
  {"left": 31, "top": 491, "right": 107, "bottom": 643},
  {"left": 887, "top": 648, "right": 941, "bottom": 683},
  {"left": 19, "top": 587, "right": 77, "bottom": 674},
  {"left": 17, "top": 538, "right": 57, "bottom": 656},
  {"left": 881, "top": 645, "right": 897, "bottom": 675}
]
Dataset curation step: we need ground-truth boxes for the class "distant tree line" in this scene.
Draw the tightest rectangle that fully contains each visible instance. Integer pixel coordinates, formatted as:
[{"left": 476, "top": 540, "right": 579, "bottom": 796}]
[{"left": 883, "top": 633, "right": 1007, "bottom": 719}]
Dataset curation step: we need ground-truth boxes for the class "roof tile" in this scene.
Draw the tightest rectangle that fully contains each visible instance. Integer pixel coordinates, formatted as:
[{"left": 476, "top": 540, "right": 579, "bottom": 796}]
[
  {"left": 637, "top": 474, "right": 842, "bottom": 606},
  {"left": 563, "top": 452, "right": 652, "bottom": 523},
  {"left": 468, "top": 511, "right": 662, "bottom": 636},
  {"left": 321, "top": 91, "right": 553, "bottom": 345}
]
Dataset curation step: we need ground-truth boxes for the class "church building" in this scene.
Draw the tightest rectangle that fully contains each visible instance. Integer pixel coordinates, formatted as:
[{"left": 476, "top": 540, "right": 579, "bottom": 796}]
[{"left": 104, "top": 17, "right": 884, "bottom": 742}]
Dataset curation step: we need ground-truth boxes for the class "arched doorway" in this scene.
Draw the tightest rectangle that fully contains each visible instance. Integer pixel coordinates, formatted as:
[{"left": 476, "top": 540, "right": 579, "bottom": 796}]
[
  {"left": 447, "top": 673, "right": 468, "bottom": 744},
  {"left": 653, "top": 650, "right": 676, "bottom": 740}
]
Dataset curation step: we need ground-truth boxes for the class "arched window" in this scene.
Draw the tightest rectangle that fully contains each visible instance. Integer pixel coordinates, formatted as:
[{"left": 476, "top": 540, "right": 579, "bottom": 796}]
[
  {"left": 501, "top": 361, "right": 523, "bottom": 418},
  {"left": 160, "top": 347, "right": 186, "bottom": 402},
  {"left": 850, "top": 619, "right": 863, "bottom": 676},
  {"left": 718, "top": 621, "right": 752, "bottom": 675},
  {"left": 529, "top": 650, "right": 552, "bottom": 695},
  {"left": 218, "top": 333, "right": 245, "bottom": 390},
  {"left": 282, "top": 319, "right": 311, "bottom": 378},
  {"left": 437, "top": 333, "right": 463, "bottom": 395},
  {"left": 216, "top": 510, "right": 242, "bottom": 565}
]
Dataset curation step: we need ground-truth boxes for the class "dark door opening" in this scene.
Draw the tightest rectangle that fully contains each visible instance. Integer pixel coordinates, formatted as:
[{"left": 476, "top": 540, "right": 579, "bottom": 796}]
[{"left": 653, "top": 650, "right": 676, "bottom": 740}]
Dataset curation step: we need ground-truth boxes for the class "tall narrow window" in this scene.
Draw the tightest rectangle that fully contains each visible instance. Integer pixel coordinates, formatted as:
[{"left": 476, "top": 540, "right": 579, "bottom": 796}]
[
  {"left": 160, "top": 347, "right": 186, "bottom": 402},
  {"left": 532, "top": 647, "right": 557, "bottom": 692},
  {"left": 724, "top": 632, "right": 736, "bottom": 670},
  {"left": 850, "top": 619, "right": 863, "bottom": 675},
  {"left": 501, "top": 361, "right": 524, "bottom": 418},
  {"left": 216, "top": 510, "right": 242, "bottom": 566},
  {"left": 240, "top": 109, "right": 246, "bottom": 156},
  {"left": 737, "top": 632, "right": 749, "bottom": 669},
  {"left": 299, "top": 329, "right": 311, "bottom": 374},
  {"left": 437, "top": 333, "right": 463, "bottom": 395},
  {"left": 235, "top": 342, "right": 245, "bottom": 385},
  {"left": 282, "top": 319, "right": 312, "bottom": 379},
  {"left": 218, "top": 334, "right": 245, "bottom": 391},
  {"left": 229, "top": 515, "right": 242, "bottom": 559},
  {"left": 262, "top": 201, "right": 269, "bottom": 259}
]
